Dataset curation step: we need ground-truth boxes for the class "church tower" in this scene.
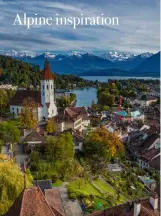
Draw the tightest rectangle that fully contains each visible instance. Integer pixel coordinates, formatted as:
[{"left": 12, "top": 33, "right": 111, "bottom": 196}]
[{"left": 40, "top": 58, "right": 57, "bottom": 120}]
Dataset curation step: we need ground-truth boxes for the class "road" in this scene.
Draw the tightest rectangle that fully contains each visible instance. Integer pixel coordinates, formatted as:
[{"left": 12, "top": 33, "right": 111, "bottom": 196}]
[{"left": 58, "top": 182, "right": 83, "bottom": 216}]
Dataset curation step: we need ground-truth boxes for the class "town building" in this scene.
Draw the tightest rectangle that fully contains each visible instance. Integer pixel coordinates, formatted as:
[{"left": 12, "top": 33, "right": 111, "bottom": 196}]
[
  {"left": 10, "top": 59, "right": 58, "bottom": 121},
  {"left": 127, "top": 125, "right": 160, "bottom": 172},
  {"left": 57, "top": 106, "right": 90, "bottom": 132}
]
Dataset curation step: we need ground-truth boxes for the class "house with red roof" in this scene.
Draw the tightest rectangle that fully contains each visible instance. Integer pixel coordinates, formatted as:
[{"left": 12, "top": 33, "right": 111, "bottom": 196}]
[
  {"left": 10, "top": 59, "right": 58, "bottom": 121},
  {"left": 4, "top": 184, "right": 66, "bottom": 216},
  {"left": 57, "top": 106, "right": 90, "bottom": 133}
]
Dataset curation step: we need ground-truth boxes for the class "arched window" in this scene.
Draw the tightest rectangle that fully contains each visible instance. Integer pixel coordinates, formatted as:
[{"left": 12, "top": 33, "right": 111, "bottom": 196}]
[
  {"left": 47, "top": 85, "right": 49, "bottom": 90},
  {"left": 51, "top": 85, "right": 52, "bottom": 89}
]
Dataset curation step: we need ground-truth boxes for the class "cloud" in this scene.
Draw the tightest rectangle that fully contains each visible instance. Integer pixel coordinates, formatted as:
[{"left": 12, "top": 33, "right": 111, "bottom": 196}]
[{"left": 0, "top": 0, "right": 159, "bottom": 54}]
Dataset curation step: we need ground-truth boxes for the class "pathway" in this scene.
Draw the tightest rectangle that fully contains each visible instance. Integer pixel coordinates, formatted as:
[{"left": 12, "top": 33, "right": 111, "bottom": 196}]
[
  {"left": 15, "top": 143, "right": 28, "bottom": 171},
  {"left": 58, "top": 182, "right": 83, "bottom": 216}
]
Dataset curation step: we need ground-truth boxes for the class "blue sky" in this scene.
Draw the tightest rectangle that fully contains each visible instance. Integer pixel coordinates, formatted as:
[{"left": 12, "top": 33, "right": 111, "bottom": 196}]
[{"left": 0, "top": 0, "right": 160, "bottom": 54}]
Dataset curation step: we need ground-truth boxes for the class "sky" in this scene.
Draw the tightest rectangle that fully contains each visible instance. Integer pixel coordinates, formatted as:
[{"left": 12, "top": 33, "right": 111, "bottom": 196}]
[{"left": 0, "top": 0, "right": 160, "bottom": 55}]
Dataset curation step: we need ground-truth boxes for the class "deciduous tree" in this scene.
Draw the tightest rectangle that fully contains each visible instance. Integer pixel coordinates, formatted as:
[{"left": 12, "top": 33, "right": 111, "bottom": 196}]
[
  {"left": 20, "top": 97, "right": 38, "bottom": 129},
  {"left": 46, "top": 118, "right": 57, "bottom": 134}
]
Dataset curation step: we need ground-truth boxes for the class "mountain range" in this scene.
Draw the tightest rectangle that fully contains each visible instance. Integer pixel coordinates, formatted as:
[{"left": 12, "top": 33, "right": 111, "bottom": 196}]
[{"left": 3, "top": 50, "right": 160, "bottom": 77}]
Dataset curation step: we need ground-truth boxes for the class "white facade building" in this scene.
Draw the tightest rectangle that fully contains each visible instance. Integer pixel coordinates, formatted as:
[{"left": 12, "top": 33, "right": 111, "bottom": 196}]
[{"left": 10, "top": 59, "right": 57, "bottom": 121}]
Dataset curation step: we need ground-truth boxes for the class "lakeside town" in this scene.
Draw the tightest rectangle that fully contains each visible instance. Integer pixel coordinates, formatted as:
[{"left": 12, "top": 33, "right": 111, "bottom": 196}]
[{"left": 0, "top": 56, "right": 160, "bottom": 216}]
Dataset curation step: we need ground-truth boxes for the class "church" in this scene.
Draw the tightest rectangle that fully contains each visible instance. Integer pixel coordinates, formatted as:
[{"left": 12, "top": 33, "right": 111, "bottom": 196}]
[{"left": 10, "top": 59, "right": 58, "bottom": 121}]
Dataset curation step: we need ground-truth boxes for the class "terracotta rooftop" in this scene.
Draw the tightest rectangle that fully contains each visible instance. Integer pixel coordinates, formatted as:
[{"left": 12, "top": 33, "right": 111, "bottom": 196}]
[
  {"left": 45, "top": 189, "right": 66, "bottom": 216},
  {"left": 41, "top": 59, "right": 54, "bottom": 80},
  {"left": 23, "top": 130, "right": 46, "bottom": 143},
  {"left": 4, "top": 186, "right": 55, "bottom": 216},
  {"left": 10, "top": 90, "right": 42, "bottom": 107},
  {"left": 64, "top": 106, "right": 88, "bottom": 121}
]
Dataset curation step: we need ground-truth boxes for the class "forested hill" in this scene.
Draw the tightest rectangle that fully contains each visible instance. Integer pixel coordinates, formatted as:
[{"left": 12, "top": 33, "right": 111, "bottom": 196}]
[{"left": 0, "top": 55, "right": 95, "bottom": 89}]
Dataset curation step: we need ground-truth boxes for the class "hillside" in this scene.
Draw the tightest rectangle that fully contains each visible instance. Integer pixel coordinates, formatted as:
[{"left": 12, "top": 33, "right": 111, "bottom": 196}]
[
  {"left": 0, "top": 55, "right": 96, "bottom": 88},
  {"left": 133, "top": 51, "right": 160, "bottom": 73}
]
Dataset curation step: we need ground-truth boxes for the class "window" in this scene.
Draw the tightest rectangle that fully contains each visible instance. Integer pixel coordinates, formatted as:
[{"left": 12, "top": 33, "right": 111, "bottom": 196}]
[
  {"left": 43, "top": 85, "right": 44, "bottom": 90},
  {"left": 12, "top": 108, "right": 14, "bottom": 111},
  {"left": 47, "top": 85, "right": 49, "bottom": 90},
  {"left": 51, "top": 85, "right": 52, "bottom": 89},
  {"left": 17, "top": 108, "right": 19, "bottom": 114},
  {"left": 52, "top": 110, "right": 54, "bottom": 114}
]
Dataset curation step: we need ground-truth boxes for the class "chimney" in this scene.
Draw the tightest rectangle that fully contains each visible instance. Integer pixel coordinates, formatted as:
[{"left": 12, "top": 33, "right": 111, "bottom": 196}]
[
  {"left": 150, "top": 192, "right": 158, "bottom": 210},
  {"left": 134, "top": 198, "right": 141, "bottom": 216}
]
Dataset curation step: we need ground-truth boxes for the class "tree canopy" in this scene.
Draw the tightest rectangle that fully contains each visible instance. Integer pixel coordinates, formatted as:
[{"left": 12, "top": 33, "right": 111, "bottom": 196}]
[
  {"left": 20, "top": 97, "right": 38, "bottom": 129},
  {"left": 0, "top": 158, "right": 33, "bottom": 215},
  {"left": 83, "top": 127, "right": 125, "bottom": 174},
  {"left": 0, "top": 122, "right": 20, "bottom": 144}
]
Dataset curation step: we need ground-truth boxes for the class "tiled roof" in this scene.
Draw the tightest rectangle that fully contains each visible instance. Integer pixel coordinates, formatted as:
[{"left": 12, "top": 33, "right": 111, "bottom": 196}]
[
  {"left": 45, "top": 189, "right": 66, "bottom": 216},
  {"left": 141, "top": 147, "right": 160, "bottom": 161},
  {"left": 64, "top": 106, "right": 88, "bottom": 121},
  {"left": 10, "top": 90, "right": 42, "bottom": 107},
  {"left": 149, "top": 155, "right": 160, "bottom": 171},
  {"left": 141, "top": 134, "right": 159, "bottom": 151},
  {"left": 4, "top": 186, "right": 55, "bottom": 216},
  {"left": 23, "top": 130, "right": 45, "bottom": 143},
  {"left": 41, "top": 59, "right": 54, "bottom": 80}
]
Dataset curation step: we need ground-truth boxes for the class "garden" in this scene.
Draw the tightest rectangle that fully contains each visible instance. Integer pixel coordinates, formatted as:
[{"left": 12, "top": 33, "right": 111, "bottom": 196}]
[
  {"left": 103, "top": 169, "right": 148, "bottom": 200},
  {"left": 67, "top": 177, "right": 126, "bottom": 214}
]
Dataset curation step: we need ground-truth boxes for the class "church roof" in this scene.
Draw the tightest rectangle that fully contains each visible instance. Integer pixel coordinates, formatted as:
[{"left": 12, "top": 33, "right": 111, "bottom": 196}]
[
  {"left": 41, "top": 59, "right": 54, "bottom": 80},
  {"left": 4, "top": 186, "right": 55, "bottom": 216},
  {"left": 10, "top": 90, "right": 42, "bottom": 107}
]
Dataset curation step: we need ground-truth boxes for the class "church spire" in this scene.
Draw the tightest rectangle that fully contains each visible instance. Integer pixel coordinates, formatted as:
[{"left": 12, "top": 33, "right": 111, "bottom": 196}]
[{"left": 41, "top": 57, "right": 54, "bottom": 80}]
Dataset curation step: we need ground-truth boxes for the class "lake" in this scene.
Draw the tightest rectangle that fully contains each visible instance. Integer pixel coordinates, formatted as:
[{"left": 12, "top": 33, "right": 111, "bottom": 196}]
[
  {"left": 71, "top": 76, "right": 159, "bottom": 107},
  {"left": 70, "top": 88, "right": 97, "bottom": 108}
]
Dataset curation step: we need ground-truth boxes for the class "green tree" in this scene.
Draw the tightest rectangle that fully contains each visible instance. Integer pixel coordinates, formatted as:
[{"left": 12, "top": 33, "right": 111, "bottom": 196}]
[
  {"left": 46, "top": 132, "right": 74, "bottom": 162},
  {"left": 0, "top": 90, "right": 9, "bottom": 116},
  {"left": 83, "top": 127, "right": 125, "bottom": 174},
  {"left": 46, "top": 118, "right": 57, "bottom": 134},
  {"left": 0, "top": 158, "right": 33, "bottom": 215},
  {"left": 20, "top": 97, "right": 38, "bottom": 129},
  {"left": 0, "top": 122, "right": 20, "bottom": 144}
]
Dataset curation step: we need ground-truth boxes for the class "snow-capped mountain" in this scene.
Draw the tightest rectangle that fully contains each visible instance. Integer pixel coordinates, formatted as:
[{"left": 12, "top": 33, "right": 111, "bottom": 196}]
[
  {"left": 0, "top": 50, "right": 36, "bottom": 58},
  {"left": 140, "top": 52, "right": 153, "bottom": 58},
  {"left": 1, "top": 50, "right": 158, "bottom": 76},
  {"left": 101, "top": 51, "right": 137, "bottom": 62}
]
